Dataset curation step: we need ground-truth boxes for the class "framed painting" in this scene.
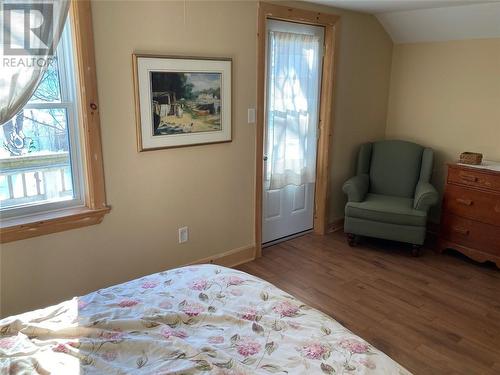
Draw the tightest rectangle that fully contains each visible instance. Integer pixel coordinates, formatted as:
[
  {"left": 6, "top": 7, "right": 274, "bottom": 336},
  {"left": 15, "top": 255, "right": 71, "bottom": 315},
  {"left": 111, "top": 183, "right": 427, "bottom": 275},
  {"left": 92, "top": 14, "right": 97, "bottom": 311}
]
[{"left": 133, "top": 54, "right": 232, "bottom": 151}]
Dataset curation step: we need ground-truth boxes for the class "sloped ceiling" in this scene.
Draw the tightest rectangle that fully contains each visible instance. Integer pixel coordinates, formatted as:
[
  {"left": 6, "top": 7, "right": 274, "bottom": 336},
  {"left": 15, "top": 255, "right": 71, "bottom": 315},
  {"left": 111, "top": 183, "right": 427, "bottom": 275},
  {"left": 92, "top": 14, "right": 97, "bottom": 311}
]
[
  {"left": 309, "top": 0, "right": 478, "bottom": 14},
  {"left": 308, "top": 0, "right": 500, "bottom": 43}
]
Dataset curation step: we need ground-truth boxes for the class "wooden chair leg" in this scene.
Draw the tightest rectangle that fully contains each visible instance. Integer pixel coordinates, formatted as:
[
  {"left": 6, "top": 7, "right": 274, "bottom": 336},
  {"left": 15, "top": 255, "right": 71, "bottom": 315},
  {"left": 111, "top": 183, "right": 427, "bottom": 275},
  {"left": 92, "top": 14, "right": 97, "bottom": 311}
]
[
  {"left": 347, "top": 233, "right": 357, "bottom": 247},
  {"left": 412, "top": 244, "right": 422, "bottom": 257}
]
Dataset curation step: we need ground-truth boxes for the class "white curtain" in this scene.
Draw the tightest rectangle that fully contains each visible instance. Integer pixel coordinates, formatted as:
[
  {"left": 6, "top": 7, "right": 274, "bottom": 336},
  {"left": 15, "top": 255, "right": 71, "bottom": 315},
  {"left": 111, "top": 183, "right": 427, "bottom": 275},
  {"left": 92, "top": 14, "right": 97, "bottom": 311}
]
[
  {"left": 266, "top": 30, "right": 321, "bottom": 190},
  {"left": 0, "top": 0, "right": 70, "bottom": 126}
]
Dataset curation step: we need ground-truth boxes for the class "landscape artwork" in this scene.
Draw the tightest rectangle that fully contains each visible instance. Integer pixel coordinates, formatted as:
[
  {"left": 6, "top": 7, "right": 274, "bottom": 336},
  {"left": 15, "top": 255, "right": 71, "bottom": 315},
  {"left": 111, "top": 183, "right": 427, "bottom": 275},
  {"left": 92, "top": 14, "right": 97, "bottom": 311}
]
[
  {"left": 151, "top": 72, "right": 222, "bottom": 135},
  {"left": 134, "top": 55, "right": 231, "bottom": 151}
]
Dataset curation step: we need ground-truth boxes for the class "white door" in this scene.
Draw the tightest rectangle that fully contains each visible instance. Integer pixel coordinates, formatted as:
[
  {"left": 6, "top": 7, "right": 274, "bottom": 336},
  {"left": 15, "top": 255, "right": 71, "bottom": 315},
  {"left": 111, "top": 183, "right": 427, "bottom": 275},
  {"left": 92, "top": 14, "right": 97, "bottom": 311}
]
[{"left": 262, "top": 19, "right": 324, "bottom": 245}]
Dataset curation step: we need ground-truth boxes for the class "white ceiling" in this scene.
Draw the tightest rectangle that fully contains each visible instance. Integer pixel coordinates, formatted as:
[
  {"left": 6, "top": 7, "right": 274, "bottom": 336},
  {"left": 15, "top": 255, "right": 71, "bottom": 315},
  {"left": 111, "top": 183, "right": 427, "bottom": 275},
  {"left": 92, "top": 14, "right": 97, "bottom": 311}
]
[
  {"left": 309, "top": 0, "right": 496, "bottom": 14},
  {"left": 377, "top": 2, "right": 500, "bottom": 43},
  {"left": 308, "top": 0, "right": 500, "bottom": 43}
]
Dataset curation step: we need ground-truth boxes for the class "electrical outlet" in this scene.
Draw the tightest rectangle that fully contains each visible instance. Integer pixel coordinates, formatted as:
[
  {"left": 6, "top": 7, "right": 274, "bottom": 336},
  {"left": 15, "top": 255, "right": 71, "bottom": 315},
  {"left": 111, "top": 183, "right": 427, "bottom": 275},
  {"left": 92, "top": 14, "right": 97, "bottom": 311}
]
[{"left": 178, "top": 226, "right": 188, "bottom": 243}]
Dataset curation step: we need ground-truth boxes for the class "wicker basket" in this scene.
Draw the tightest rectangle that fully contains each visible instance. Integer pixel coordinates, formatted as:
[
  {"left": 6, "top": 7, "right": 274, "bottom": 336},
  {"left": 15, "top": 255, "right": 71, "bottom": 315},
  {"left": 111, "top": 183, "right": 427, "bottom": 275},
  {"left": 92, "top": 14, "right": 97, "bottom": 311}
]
[{"left": 459, "top": 152, "right": 483, "bottom": 165}]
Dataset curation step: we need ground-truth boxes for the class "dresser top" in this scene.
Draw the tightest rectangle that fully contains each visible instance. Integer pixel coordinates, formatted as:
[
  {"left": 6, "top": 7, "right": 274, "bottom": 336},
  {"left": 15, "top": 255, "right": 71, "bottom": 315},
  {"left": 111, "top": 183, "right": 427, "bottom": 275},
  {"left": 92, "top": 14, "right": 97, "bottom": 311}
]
[{"left": 450, "top": 160, "right": 500, "bottom": 175}]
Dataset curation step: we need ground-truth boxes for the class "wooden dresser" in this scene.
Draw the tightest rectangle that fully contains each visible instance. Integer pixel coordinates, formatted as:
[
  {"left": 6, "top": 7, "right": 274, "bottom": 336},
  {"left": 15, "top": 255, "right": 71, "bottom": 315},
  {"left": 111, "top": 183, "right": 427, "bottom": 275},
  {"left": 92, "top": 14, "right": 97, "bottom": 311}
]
[{"left": 440, "top": 163, "right": 500, "bottom": 268}]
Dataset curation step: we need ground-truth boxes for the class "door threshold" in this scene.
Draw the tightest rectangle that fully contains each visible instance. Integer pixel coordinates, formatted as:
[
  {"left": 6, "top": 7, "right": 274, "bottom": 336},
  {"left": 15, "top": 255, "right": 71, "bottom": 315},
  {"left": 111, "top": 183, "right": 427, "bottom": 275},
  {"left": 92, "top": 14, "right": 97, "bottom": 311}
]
[{"left": 262, "top": 229, "right": 313, "bottom": 248}]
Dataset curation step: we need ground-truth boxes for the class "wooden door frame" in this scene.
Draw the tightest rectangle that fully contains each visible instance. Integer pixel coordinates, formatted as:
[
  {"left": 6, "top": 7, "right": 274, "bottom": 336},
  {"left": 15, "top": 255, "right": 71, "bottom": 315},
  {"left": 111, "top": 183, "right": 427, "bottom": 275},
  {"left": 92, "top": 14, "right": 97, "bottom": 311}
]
[{"left": 255, "top": 2, "right": 340, "bottom": 257}]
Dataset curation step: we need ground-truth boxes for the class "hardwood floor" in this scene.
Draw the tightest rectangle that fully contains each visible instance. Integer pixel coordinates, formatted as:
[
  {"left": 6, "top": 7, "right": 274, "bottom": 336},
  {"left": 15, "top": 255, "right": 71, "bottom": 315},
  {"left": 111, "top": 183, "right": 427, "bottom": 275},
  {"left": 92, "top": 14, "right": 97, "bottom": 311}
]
[{"left": 236, "top": 231, "right": 500, "bottom": 375}]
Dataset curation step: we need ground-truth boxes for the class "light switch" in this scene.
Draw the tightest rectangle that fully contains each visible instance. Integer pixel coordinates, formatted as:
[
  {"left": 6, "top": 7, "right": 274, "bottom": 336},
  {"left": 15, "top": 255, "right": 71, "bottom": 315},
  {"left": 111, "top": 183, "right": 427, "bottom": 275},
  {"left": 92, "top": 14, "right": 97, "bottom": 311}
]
[
  {"left": 248, "top": 108, "right": 256, "bottom": 124},
  {"left": 178, "top": 226, "right": 188, "bottom": 243}
]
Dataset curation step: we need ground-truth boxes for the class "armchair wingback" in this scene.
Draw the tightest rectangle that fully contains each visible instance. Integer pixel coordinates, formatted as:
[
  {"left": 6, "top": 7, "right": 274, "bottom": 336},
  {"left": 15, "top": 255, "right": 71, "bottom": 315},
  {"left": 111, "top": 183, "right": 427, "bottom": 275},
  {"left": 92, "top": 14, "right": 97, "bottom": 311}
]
[{"left": 342, "top": 140, "right": 438, "bottom": 250}]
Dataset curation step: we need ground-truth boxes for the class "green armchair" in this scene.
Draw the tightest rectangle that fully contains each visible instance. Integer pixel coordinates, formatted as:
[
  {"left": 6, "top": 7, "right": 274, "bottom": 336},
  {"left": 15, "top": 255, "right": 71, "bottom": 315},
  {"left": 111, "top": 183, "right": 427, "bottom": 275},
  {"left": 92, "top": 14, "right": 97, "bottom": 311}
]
[{"left": 342, "top": 140, "right": 438, "bottom": 255}]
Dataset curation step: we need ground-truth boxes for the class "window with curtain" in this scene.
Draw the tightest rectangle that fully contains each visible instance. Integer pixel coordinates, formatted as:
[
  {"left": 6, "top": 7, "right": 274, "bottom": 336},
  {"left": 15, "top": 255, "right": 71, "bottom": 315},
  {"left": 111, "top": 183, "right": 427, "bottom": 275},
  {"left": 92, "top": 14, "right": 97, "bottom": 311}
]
[
  {"left": 0, "top": 18, "right": 83, "bottom": 218},
  {"left": 0, "top": 1, "right": 109, "bottom": 243},
  {"left": 265, "top": 30, "right": 321, "bottom": 190}
]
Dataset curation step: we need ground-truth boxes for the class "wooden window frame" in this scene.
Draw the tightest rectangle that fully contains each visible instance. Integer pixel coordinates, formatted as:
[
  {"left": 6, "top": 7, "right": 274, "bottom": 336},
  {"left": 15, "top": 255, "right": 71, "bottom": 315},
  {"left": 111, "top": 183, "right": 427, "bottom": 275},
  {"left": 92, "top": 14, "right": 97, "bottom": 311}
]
[
  {"left": 0, "top": 0, "right": 110, "bottom": 243},
  {"left": 255, "top": 2, "right": 339, "bottom": 257}
]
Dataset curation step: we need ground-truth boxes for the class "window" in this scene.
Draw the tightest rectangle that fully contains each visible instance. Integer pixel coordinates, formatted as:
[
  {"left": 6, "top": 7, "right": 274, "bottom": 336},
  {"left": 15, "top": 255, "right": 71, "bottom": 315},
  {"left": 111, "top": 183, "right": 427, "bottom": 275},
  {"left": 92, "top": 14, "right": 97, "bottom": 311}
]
[
  {"left": 0, "top": 1, "right": 109, "bottom": 243},
  {"left": 0, "top": 20, "right": 84, "bottom": 218}
]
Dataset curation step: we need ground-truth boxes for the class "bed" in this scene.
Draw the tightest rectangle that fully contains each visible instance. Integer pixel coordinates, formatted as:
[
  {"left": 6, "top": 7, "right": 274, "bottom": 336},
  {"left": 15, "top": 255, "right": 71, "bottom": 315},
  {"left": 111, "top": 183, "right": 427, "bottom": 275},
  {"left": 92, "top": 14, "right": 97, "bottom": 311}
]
[{"left": 0, "top": 265, "right": 410, "bottom": 374}]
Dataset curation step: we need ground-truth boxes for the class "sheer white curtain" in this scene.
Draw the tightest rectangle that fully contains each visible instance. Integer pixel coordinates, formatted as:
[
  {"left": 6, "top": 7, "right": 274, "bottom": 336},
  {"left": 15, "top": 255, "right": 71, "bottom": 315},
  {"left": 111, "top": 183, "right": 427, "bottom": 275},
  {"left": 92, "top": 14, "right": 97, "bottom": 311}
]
[
  {"left": 266, "top": 30, "right": 321, "bottom": 190},
  {"left": 0, "top": 0, "right": 70, "bottom": 125}
]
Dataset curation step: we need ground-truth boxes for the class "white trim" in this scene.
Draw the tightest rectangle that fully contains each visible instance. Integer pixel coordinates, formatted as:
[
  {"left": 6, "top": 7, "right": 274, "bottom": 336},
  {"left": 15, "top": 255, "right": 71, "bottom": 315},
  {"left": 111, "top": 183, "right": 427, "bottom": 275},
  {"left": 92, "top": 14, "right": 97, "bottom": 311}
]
[
  {"left": 267, "top": 19, "right": 325, "bottom": 37},
  {"left": 262, "top": 229, "right": 313, "bottom": 247},
  {"left": 59, "top": 17, "right": 85, "bottom": 211}
]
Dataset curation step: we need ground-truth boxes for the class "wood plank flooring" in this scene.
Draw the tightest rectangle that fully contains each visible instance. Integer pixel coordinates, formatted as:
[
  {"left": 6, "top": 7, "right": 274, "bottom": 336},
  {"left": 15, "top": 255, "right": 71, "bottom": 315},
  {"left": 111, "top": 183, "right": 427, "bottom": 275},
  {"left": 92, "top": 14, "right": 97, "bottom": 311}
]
[{"left": 236, "top": 231, "right": 500, "bottom": 375}]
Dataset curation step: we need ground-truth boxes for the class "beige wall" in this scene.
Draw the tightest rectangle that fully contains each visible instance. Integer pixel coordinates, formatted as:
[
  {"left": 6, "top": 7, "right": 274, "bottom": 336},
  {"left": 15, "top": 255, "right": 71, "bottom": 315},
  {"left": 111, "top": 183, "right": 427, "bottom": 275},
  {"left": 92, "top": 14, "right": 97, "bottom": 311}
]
[
  {"left": 0, "top": 1, "right": 393, "bottom": 317},
  {"left": 326, "top": 6, "right": 393, "bottom": 221},
  {"left": 386, "top": 38, "right": 500, "bottom": 217}
]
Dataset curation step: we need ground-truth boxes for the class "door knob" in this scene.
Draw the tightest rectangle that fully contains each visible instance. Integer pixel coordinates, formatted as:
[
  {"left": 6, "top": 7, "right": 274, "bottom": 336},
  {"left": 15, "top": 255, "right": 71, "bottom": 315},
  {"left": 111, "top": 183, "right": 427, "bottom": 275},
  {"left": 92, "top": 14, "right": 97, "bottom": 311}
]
[{"left": 263, "top": 155, "right": 268, "bottom": 161}]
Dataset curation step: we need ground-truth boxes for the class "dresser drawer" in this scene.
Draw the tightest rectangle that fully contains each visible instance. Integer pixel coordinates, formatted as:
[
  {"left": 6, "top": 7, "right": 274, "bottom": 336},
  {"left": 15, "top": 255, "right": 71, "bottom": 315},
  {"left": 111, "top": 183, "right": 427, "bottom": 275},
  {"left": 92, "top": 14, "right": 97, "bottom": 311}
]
[
  {"left": 441, "top": 214, "right": 500, "bottom": 256},
  {"left": 448, "top": 166, "right": 500, "bottom": 192},
  {"left": 443, "top": 184, "right": 500, "bottom": 226}
]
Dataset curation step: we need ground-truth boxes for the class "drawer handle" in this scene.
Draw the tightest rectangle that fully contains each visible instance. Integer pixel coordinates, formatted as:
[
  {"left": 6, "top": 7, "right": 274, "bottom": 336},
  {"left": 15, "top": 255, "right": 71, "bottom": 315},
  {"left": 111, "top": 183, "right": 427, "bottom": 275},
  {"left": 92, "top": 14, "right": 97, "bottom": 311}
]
[
  {"left": 456, "top": 198, "right": 473, "bottom": 206},
  {"left": 452, "top": 226, "right": 470, "bottom": 235},
  {"left": 460, "top": 174, "right": 478, "bottom": 182}
]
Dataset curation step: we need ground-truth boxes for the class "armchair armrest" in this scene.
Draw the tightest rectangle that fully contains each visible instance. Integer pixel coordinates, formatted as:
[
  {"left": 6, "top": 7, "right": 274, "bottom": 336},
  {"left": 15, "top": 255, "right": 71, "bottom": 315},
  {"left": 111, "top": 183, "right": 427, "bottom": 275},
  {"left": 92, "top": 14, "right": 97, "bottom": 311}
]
[
  {"left": 414, "top": 181, "right": 438, "bottom": 211},
  {"left": 342, "top": 174, "right": 369, "bottom": 202}
]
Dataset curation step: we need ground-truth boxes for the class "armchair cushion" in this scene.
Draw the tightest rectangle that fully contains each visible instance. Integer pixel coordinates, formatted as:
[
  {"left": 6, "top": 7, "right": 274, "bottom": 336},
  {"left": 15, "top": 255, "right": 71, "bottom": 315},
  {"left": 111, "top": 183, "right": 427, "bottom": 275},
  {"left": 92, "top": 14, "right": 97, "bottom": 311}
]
[
  {"left": 414, "top": 181, "right": 439, "bottom": 211},
  {"left": 342, "top": 174, "right": 369, "bottom": 202},
  {"left": 346, "top": 193, "right": 427, "bottom": 227},
  {"left": 369, "top": 140, "right": 423, "bottom": 198}
]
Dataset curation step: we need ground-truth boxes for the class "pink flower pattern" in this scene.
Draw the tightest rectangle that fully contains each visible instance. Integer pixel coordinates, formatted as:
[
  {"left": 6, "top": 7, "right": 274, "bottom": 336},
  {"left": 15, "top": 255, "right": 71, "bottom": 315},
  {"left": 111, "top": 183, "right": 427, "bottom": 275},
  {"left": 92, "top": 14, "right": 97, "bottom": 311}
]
[
  {"left": 181, "top": 301, "right": 205, "bottom": 317},
  {"left": 52, "top": 343, "right": 69, "bottom": 353},
  {"left": 101, "top": 330, "right": 124, "bottom": 341},
  {"left": 0, "top": 266, "right": 408, "bottom": 374},
  {"left": 159, "top": 300, "right": 173, "bottom": 309},
  {"left": 225, "top": 276, "right": 244, "bottom": 286},
  {"left": 77, "top": 299, "right": 89, "bottom": 310},
  {"left": 0, "top": 337, "right": 16, "bottom": 350},
  {"left": 118, "top": 299, "right": 139, "bottom": 308},
  {"left": 301, "top": 342, "right": 329, "bottom": 360},
  {"left": 161, "top": 327, "right": 188, "bottom": 339},
  {"left": 236, "top": 337, "right": 261, "bottom": 357},
  {"left": 141, "top": 281, "right": 158, "bottom": 289},
  {"left": 208, "top": 336, "right": 225, "bottom": 344},
  {"left": 230, "top": 289, "right": 243, "bottom": 296},
  {"left": 338, "top": 338, "right": 370, "bottom": 354},
  {"left": 189, "top": 279, "right": 209, "bottom": 291},
  {"left": 360, "top": 358, "right": 377, "bottom": 369},
  {"left": 240, "top": 307, "right": 258, "bottom": 321},
  {"left": 273, "top": 301, "right": 300, "bottom": 317}
]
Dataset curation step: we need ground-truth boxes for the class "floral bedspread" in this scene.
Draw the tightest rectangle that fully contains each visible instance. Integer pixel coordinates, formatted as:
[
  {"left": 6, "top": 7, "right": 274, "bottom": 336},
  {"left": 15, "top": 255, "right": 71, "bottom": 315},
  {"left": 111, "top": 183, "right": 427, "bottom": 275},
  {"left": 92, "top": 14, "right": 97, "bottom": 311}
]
[{"left": 0, "top": 265, "right": 411, "bottom": 374}]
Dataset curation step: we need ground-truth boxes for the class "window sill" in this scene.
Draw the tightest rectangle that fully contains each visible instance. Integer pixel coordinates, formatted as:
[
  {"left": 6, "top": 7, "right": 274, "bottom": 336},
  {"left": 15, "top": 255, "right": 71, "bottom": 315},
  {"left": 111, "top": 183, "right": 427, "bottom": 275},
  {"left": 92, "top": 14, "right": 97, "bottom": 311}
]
[{"left": 0, "top": 206, "right": 111, "bottom": 243}]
